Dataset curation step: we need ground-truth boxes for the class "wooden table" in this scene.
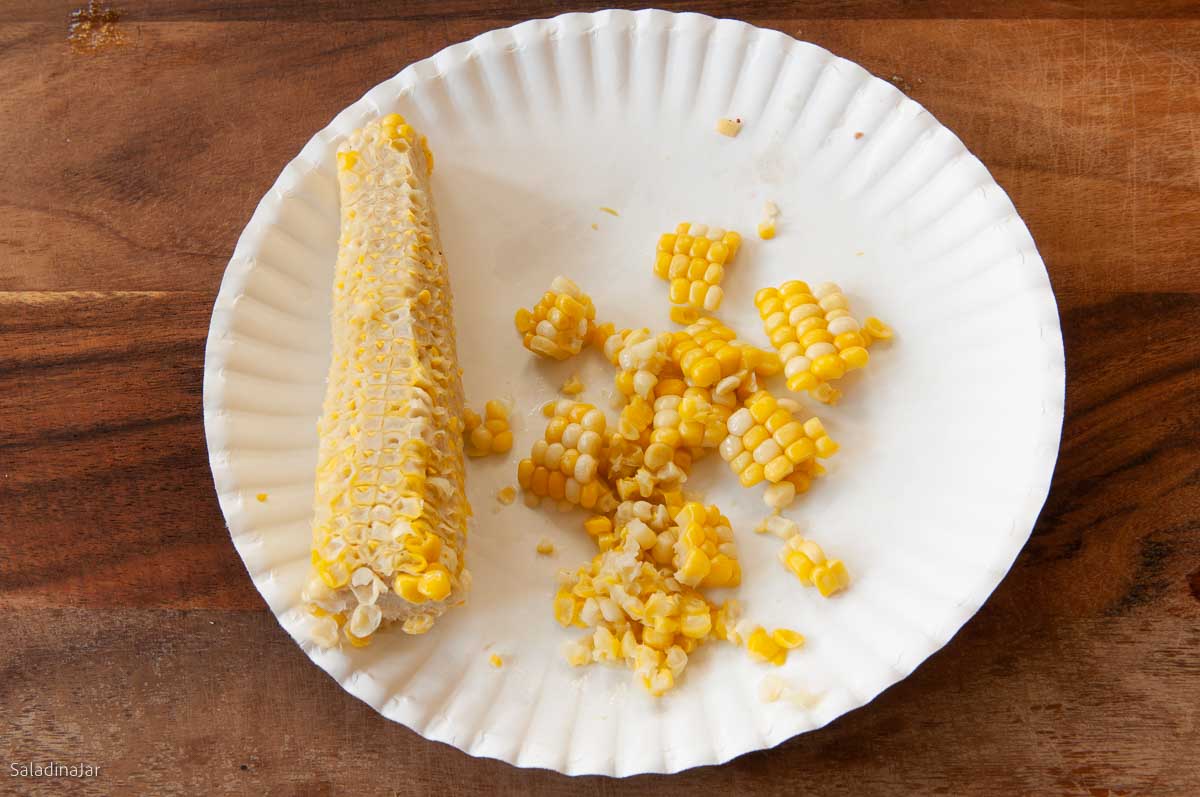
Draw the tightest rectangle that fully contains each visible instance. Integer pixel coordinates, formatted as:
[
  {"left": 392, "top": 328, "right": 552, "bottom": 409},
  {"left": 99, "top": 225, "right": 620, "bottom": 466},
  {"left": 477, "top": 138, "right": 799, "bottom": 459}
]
[{"left": 2, "top": 1, "right": 1197, "bottom": 794}]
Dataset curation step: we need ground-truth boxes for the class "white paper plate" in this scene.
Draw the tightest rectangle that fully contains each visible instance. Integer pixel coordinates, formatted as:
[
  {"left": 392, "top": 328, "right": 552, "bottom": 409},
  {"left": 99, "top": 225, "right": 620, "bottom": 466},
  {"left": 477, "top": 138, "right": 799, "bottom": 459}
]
[{"left": 203, "top": 9, "right": 1064, "bottom": 776}]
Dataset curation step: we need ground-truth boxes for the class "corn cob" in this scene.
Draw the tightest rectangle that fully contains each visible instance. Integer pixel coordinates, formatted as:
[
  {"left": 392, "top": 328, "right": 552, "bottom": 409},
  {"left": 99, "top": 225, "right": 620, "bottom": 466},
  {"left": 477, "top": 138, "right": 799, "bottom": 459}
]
[
  {"left": 514, "top": 276, "right": 598, "bottom": 360},
  {"left": 755, "top": 280, "right": 892, "bottom": 405},
  {"left": 303, "top": 114, "right": 470, "bottom": 648},
  {"left": 653, "top": 223, "right": 741, "bottom": 320}
]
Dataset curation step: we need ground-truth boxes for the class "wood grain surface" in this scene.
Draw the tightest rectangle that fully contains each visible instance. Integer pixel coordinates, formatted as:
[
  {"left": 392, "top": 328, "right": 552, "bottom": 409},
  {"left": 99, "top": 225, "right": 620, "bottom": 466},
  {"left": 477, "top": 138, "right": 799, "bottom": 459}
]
[{"left": 2, "top": 1, "right": 1198, "bottom": 794}]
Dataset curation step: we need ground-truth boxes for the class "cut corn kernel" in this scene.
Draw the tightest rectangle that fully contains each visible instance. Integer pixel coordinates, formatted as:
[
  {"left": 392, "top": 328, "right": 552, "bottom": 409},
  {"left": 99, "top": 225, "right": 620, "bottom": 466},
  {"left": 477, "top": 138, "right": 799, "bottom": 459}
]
[
  {"left": 304, "top": 115, "right": 469, "bottom": 647},
  {"left": 715, "top": 117, "right": 743, "bottom": 137},
  {"left": 515, "top": 276, "right": 599, "bottom": 360},
  {"left": 489, "top": 653, "right": 503, "bottom": 668},
  {"left": 757, "top": 221, "right": 776, "bottom": 240},
  {"left": 496, "top": 486, "right": 517, "bottom": 506},
  {"left": 256, "top": 493, "right": 268, "bottom": 503},
  {"left": 653, "top": 224, "right": 740, "bottom": 314},
  {"left": 536, "top": 538, "right": 556, "bottom": 556},
  {"left": 561, "top": 375, "right": 585, "bottom": 395}
]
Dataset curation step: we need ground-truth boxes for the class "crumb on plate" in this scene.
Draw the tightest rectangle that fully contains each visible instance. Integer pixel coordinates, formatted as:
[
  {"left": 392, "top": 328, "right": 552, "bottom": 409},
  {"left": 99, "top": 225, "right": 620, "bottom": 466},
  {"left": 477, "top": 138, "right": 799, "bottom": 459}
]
[{"left": 715, "top": 116, "right": 743, "bottom": 137}]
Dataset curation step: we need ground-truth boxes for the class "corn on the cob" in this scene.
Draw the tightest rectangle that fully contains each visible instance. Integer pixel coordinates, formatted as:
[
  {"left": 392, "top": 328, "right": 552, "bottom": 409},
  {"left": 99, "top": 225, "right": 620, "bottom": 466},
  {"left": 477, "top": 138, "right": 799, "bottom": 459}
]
[
  {"left": 755, "top": 280, "right": 892, "bottom": 405},
  {"left": 303, "top": 114, "right": 469, "bottom": 648},
  {"left": 653, "top": 223, "right": 741, "bottom": 318},
  {"left": 463, "top": 398, "right": 514, "bottom": 457},
  {"left": 514, "top": 276, "right": 598, "bottom": 360}
]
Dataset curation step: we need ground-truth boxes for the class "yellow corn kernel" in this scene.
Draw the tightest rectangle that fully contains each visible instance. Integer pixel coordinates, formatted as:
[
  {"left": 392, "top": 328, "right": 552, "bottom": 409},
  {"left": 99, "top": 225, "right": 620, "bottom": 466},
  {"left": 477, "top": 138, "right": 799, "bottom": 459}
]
[
  {"left": 553, "top": 591, "right": 577, "bottom": 627},
  {"left": 677, "top": 548, "right": 712, "bottom": 586},
  {"left": 864, "top": 317, "right": 893, "bottom": 341},
  {"left": 840, "top": 346, "right": 869, "bottom": 369},
  {"left": 742, "top": 425, "right": 770, "bottom": 451},
  {"left": 771, "top": 628, "right": 805, "bottom": 649},
  {"left": 515, "top": 276, "right": 597, "bottom": 360},
  {"left": 489, "top": 653, "right": 504, "bottom": 668},
  {"left": 815, "top": 436, "right": 839, "bottom": 458},
  {"left": 746, "top": 627, "right": 784, "bottom": 665},
  {"left": 715, "top": 117, "right": 742, "bottom": 137},
  {"left": 739, "top": 462, "right": 766, "bottom": 487},
  {"left": 811, "top": 353, "right": 846, "bottom": 381},
  {"left": 584, "top": 515, "right": 612, "bottom": 538},
  {"left": 418, "top": 568, "right": 452, "bottom": 601},
  {"left": 680, "top": 611, "right": 713, "bottom": 639},
  {"left": 394, "top": 574, "right": 427, "bottom": 604},
  {"left": 813, "top": 560, "right": 850, "bottom": 596},
  {"left": 536, "top": 538, "right": 556, "bottom": 555},
  {"left": 757, "top": 221, "right": 776, "bottom": 240}
]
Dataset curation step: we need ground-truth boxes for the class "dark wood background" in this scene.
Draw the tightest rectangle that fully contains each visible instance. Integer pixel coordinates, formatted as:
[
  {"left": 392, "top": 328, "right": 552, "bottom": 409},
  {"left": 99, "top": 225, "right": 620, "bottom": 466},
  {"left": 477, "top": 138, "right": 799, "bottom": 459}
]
[{"left": 1, "top": 1, "right": 1198, "bottom": 794}]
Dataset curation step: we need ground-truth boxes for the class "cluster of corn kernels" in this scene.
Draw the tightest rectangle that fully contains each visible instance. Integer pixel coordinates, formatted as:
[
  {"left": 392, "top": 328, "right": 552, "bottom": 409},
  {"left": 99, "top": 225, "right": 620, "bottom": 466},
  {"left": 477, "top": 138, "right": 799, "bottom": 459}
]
[
  {"left": 463, "top": 399, "right": 514, "bottom": 457},
  {"left": 670, "top": 501, "right": 741, "bottom": 588},
  {"left": 517, "top": 400, "right": 617, "bottom": 513},
  {"left": 779, "top": 535, "right": 849, "bottom": 597},
  {"left": 757, "top": 515, "right": 850, "bottom": 597},
  {"left": 720, "top": 390, "right": 837, "bottom": 509},
  {"left": 744, "top": 626, "right": 805, "bottom": 665},
  {"left": 755, "top": 280, "right": 893, "bottom": 405},
  {"left": 667, "top": 317, "right": 780, "bottom": 395},
  {"left": 644, "top": 381, "right": 728, "bottom": 467},
  {"left": 514, "top": 276, "right": 599, "bottom": 360},
  {"left": 653, "top": 223, "right": 741, "bottom": 321},
  {"left": 556, "top": 491, "right": 747, "bottom": 695},
  {"left": 605, "top": 327, "right": 674, "bottom": 402}
]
